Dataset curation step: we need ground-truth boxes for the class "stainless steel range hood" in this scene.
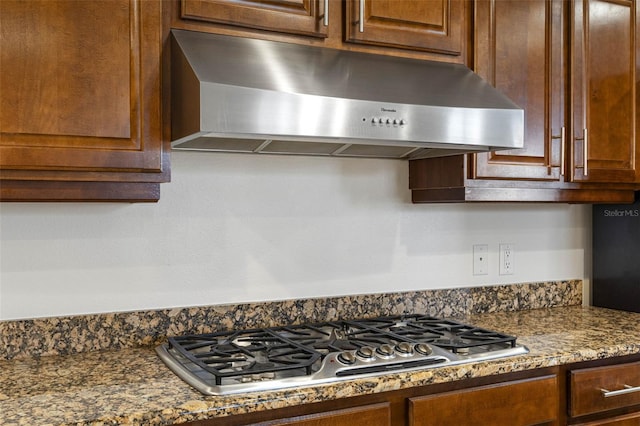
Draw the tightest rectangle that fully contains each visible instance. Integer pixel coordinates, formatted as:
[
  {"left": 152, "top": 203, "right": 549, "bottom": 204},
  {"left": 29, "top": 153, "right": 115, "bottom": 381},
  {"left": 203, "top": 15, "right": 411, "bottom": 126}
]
[{"left": 170, "top": 29, "right": 524, "bottom": 160}]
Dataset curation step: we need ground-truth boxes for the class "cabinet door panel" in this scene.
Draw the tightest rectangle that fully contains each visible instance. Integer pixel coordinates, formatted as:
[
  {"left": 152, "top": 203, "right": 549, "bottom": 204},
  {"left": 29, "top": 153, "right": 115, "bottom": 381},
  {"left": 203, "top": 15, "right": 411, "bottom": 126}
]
[
  {"left": 0, "top": 0, "right": 164, "bottom": 174},
  {"left": 408, "top": 375, "right": 559, "bottom": 426},
  {"left": 261, "top": 402, "right": 391, "bottom": 426},
  {"left": 473, "top": 0, "right": 565, "bottom": 181},
  {"left": 345, "top": 0, "right": 466, "bottom": 59},
  {"left": 181, "top": 0, "right": 328, "bottom": 37},
  {"left": 571, "top": 0, "right": 640, "bottom": 183},
  {"left": 1, "top": 2, "right": 130, "bottom": 140}
]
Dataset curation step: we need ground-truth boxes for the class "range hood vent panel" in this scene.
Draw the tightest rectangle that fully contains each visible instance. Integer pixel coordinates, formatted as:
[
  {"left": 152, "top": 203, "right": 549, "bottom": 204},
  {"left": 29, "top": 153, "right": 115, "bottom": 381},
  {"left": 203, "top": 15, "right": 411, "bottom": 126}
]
[{"left": 171, "top": 29, "right": 524, "bottom": 160}]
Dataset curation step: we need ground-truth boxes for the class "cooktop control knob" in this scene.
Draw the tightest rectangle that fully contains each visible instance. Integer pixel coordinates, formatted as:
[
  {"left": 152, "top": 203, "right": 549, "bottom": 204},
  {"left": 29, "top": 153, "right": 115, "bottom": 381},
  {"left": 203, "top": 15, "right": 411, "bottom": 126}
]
[
  {"left": 356, "top": 346, "right": 376, "bottom": 360},
  {"left": 414, "top": 343, "right": 433, "bottom": 356},
  {"left": 395, "top": 342, "right": 414, "bottom": 355},
  {"left": 376, "top": 344, "right": 395, "bottom": 358},
  {"left": 337, "top": 351, "right": 357, "bottom": 365}
]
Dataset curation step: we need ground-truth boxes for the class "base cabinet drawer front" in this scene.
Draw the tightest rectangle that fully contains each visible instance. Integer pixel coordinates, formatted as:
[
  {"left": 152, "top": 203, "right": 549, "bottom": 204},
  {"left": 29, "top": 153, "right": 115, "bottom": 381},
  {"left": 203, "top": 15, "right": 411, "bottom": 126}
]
[
  {"left": 570, "top": 361, "right": 640, "bottom": 417},
  {"left": 574, "top": 411, "right": 640, "bottom": 425},
  {"left": 259, "top": 402, "right": 391, "bottom": 426},
  {"left": 408, "top": 375, "right": 558, "bottom": 426}
]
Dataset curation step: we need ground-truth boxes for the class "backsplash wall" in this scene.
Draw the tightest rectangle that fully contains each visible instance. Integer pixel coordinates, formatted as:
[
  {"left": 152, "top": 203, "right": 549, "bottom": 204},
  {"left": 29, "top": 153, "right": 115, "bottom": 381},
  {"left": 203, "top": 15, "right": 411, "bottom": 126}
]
[{"left": 0, "top": 152, "right": 589, "bottom": 320}]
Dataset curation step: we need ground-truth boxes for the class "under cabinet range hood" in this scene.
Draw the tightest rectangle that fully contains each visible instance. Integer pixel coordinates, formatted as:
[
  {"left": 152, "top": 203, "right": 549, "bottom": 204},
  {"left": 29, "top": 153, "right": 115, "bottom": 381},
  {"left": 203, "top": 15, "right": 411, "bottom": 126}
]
[{"left": 170, "top": 29, "right": 524, "bottom": 160}]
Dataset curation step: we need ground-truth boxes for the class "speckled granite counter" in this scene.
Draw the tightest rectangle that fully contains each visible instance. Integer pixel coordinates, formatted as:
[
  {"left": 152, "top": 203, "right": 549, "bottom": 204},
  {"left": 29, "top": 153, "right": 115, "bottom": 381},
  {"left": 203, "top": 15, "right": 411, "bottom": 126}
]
[{"left": 3, "top": 305, "right": 640, "bottom": 426}]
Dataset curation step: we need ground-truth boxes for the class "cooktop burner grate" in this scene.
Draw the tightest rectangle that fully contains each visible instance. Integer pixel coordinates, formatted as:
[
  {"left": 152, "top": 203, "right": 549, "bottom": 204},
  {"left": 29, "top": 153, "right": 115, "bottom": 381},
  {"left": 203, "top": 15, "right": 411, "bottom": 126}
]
[
  {"left": 168, "top": 329, "right": 322, "bottom": 385},
  {"left": 159, "top": 314, "right": 527, "bottom": 394}
]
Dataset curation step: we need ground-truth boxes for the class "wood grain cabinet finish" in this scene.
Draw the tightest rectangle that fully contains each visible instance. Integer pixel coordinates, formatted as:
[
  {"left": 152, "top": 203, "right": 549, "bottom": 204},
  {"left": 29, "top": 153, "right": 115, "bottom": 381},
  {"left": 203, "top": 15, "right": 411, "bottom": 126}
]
[
  {"left": 570, "top": 0, "right": 640, "bottom": 184},
  {"left": 180, "top": 0, "right": 329, "bottom": 37},
  {"left": 173, "top": 0, "right": 468, "bottom": 64},
  {"left": 574, "top": 412, "right": 640, "bottom": 425},
  {"left": 408, "top": 375, "right": 559, "bottom": 426},
  {"left": 0, "top": 0, "right": 168, "bottom": 202},
  {"left": 409, "top": 0, "right": 640, "bottom": 203},
  {"left": 182, "top": 402, "right": 391, "bottom": 426},
  {"left": 472, "top": 0, "right": 564, "bottom": 182},
  {"left": 254, "top": 402, "right": 391, "bottom": 426},
  {"left": 344, "top": 0, "right": 468, "bottom": 59},
  {"left": 570, "top": 361, "right": 640, "bottom": 418}
]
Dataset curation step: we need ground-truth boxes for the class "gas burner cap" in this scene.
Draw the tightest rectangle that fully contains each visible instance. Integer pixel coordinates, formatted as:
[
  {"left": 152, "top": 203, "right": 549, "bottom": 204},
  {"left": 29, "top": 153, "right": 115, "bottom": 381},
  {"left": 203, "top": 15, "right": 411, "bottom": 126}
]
[
  {"left": 415, "top": 343, "right": 433, "bottom": 355},
  {"left": 337, "top": 351, "right": 357, "bottom": 365},
  {"left": 376, "top": 344, "right": 395, "bottom": 358},
  {"left": 356, "top": 346, "right": 376, "bottom": 360},
  {"left": 395, "top": 342, "right": 414, "bottom": 355}
]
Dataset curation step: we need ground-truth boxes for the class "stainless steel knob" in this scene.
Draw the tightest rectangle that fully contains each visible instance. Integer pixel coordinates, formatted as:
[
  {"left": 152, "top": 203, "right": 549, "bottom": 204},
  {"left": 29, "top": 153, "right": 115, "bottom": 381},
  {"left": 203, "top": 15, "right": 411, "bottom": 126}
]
[
  {"left": 377, "top": 343, "right": 394, "bottom": 357},
  {"left": 357, "top": 346, "right": 376, "bottom": 359},
  {"left": 395, "top": 342, "right": 414, "bottom": 355},
  {"left": 337, "top": 351, "right": 357, "bottom": 365},
  {"left": 415, "top": 343, "right": 432, "bottom": 355}
]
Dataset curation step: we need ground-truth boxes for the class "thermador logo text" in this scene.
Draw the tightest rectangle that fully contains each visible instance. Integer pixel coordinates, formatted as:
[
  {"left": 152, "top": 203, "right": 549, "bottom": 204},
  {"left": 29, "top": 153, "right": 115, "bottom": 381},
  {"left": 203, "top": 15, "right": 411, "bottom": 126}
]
[{"left": 603, "top": 209, "right": 640, "bottom": 217}]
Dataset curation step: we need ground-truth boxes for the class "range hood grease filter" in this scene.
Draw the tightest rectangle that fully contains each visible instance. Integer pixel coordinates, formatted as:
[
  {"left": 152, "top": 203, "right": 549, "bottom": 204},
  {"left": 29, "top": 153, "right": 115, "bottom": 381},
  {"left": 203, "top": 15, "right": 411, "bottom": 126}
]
[{"left": 170, "top": 29, "right": 524, "bottom": 160}]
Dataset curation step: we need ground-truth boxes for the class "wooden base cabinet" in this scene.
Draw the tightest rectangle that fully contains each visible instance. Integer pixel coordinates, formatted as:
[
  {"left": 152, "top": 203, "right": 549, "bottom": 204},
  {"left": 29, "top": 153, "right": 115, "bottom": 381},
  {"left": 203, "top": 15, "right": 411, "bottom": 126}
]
[
  {"left": 568, "top": 361, "right": 640, "bottom": 425},
  {"left": 181, "top": 369, "right": 560, "bottom": 426},
  {"left": 408, "top": 375, "right": 559, "bottom": 426},
  {"left": 179, "top": 356, "right": 640, "bottom": 425},
  {"left": 247, "top": 403, "right": 390, "bottom": 426},
  {"left": 409, "top": 0, "right": 640, "bottom": 203},
  {"left": 0, "top": 0, "right": 169, "bottom": 202},
  {"left": 574, "top": 412, "right": 640, "bottom": 426}
]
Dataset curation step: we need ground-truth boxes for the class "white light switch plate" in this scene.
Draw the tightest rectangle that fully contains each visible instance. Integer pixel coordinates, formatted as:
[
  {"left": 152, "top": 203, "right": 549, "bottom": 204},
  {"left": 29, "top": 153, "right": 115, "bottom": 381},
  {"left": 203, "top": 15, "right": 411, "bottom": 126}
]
[{"left": 473, "top": 244, "right": 488, "bottom": 275}]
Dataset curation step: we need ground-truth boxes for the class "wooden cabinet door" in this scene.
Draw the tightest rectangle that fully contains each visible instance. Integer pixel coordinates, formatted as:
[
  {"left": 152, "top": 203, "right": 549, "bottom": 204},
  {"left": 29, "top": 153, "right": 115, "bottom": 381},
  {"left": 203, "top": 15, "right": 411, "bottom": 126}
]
[
  {"left": 472, "top": 0, "right": 566, "bottom": 182},
  {"left": 180, "top": 0, "right": 329, "bottom": 37},
  {"left": 345, "top": 0, "right": 467, "bottom": 60},
  {"left": 570, "top": 0, "right": 640, "bottom": 183},
  {"left": 255, "top": 403, "right": 391, "bottom": 426},
  {"left": 0, "top": 0, "right": 167, "bottom": 201},
  {"left": 408, "top": 375, "right": 559, "bottom": 426}
]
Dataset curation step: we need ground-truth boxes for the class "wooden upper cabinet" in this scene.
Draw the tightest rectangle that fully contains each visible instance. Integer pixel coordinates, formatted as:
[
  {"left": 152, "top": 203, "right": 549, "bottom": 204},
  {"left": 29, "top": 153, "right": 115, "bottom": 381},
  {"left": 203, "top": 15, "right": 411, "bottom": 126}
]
[
  {"left": 473, "top": 0, "right": 565, "bottom": 182},
  {"left": 180, "top": 0, "right": 329, "bottom": 37},
  {"left": 344, "top": 0, "right": 468, "bottom": 59},
  {"left": 0, "top": 0, "right": 167, "bottom": 201},
  {"left": 570, "top": 0, "right": 640, "bottom": 183}
]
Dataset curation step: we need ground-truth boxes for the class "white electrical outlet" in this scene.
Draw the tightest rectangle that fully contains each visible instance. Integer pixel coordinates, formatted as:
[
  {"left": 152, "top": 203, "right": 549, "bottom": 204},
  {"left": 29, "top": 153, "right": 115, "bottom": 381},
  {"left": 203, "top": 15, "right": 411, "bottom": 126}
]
[
  {"left": 499, "top": 244, "right": 514, "bottom": 275},
  {"left": 473, "top": 244, "right": 489, "bottom": 275}
]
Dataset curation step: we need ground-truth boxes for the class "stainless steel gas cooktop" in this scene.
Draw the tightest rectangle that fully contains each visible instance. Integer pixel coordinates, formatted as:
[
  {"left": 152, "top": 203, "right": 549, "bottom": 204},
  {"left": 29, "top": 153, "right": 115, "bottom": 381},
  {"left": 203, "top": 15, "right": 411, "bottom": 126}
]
[{"left": 156, "top": 314, "right": 528, "bottom": 395}]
